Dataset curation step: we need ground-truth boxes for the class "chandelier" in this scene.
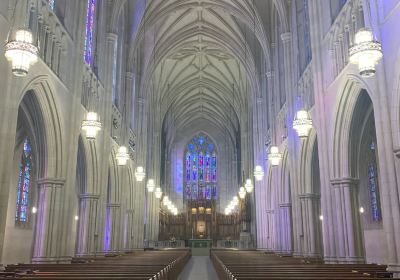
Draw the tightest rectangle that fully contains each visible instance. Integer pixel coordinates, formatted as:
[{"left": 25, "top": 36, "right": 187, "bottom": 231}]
[
  {"left": 268, "top": 146, "right": 282, "bottom": 166},
  {"left": 5, "top": 29, "right": 38, "bottom": 77},
  {"left": 238, "top": 187, "right": 246, "bottom": 199},
  {"left": 155, "top": 187, "right": 162, "bottom": 198},
  {"left": 135, "top": 166, "right": 146, "bottom": 181},
  {"left": 116, "top": 146, "right": 129, "bottom": 166},
  {"left": 244, "top": 179, "right": 254, "bottom": 193},
  {"left": 81, "top": 112, "right": 102, "bottom": 139},
  {"left": 293, "top": 109, "right": 313, "bottom": 138},
  {"left": 233, "top": 196, "right": 239, "bottom": 206},
  {"left": 147, "top": 179, "right": 155, "bottom": 192},
  {"left": 253, "top": 165, "right": 264, "bottom": 181},
  {"left": 162, "top": 196, "right": 169, "bottom": 206},
  {"left": 349, "top": 28, "right": 383, "bottom": 77}
]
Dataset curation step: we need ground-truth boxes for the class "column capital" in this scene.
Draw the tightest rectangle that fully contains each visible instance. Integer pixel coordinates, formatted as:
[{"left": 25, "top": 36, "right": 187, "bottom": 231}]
[
  {"left": 106, "top": 203, "right": 121, "bottom": 208},
  {"left": 298, "top": 193, "right": 320, "bottom": 199},
  {"left": 330, "top": 177, "right": 358, "bottom": 187},
  {"left": 393, "top": 147, "right": 400, "bottom": 158},
  {"left": 37, "top": 177, "right": 66, "bottom": 186},
  {"left": 126, "top": 72, "right": 135, "bottom": 79},
  {"left": 279, "top": 203, "right": 292, "bottom": 208},
  {"left": 79, "top": 193, "right": 100, "bottom": 200}
]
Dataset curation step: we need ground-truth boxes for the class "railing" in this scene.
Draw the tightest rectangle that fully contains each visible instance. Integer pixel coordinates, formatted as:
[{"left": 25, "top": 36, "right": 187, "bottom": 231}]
[
  {"left": 325, "top": 0, "right": 366, "bottom": 82},
  {"left": 147, "top": 240, "right": 186, "bottom": 249},
  {"left": 81, "top": 65, "right": 104, "bottom": 111},
  {"left": 216, "top": 240, "right": 240, "bottom": 249}
]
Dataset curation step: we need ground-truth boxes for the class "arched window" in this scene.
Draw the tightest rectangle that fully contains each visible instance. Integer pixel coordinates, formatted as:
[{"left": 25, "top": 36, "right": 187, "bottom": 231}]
[
  {"left": 184, "top": 134, "right": 217, "bottom": 200},
  {"left": 84, "top": 0, "right": 97, "bottom": 66},
  {"left": 296, "top": 0, "right": 312, "bottom": 74},
  {"left": 15, "top": 139, "right": 32, "bottom": 223}
]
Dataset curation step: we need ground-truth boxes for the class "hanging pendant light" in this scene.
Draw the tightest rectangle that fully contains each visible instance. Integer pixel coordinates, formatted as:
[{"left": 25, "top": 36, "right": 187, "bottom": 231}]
[
  {"left": 147, "top": 179, "right": 155, "bottom": 192},
  {"left": 244, "top": 179, "right": 254, "bottom": 193},
  {"left": 81, "top": 112, "right": 102, "bottom": 139},
  {"left": 135, "top": 166, "right": 146, "bottom": 181},
  {"left": 268, "top": 146, "right": 282, "bottom": 166},
  {"left": 155, "top": 187, "right": 162, "bottom": 198},
  {"left": 5, "top": 29, "right": 38, "bottom": 77},
  {"left": 233, "top": 196, "right": 239, "bottom": 206},
  {"left": 293, "top": 109, "right": 313, "bottom": 138},
  {"left": 349, "top": 28, "right": 383, "bottom": 77},
  {"left": 116, "top": 146, "right": 129, "bottom": 166},
  {"left": 238, "top": 187, "right": 246, "bottom": 199},
  {"left": 253, "top": 165, "right": 264, "bottom": 181}
]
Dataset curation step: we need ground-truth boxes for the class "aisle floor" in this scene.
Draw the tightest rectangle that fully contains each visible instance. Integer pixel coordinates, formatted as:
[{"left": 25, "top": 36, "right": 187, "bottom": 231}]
[{"left": 178, "top": 256, "right": 219, "bottom": 280}]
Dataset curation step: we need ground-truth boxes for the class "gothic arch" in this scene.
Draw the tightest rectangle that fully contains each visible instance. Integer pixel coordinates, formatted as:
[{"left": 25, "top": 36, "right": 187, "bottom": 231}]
[{"left": 17, "top": 76, "right": 65, "bottom": 180}]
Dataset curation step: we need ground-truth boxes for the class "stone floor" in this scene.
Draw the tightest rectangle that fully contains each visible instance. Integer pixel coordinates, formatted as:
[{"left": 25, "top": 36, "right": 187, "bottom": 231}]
[{"left": 178, "top": 256, "right": 219, "bottom": 280}]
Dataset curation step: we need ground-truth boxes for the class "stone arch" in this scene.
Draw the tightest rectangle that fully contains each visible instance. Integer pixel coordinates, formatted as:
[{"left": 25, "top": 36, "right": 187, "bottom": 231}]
[{"left": 17, "top": 76, "right": 65, "bottom": 180}]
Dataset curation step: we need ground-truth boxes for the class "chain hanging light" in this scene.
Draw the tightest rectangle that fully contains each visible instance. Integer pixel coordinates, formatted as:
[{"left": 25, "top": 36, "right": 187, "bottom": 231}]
[
  {"left": 5, "top": 29, "right": 38, "bottom": 77},
  {"left": 81, "top": 112, "right": 102, "bottom": 139},
  {"left": 155, "top": 187, "right": 162, "bottom": 198},
  {"left": 268, "top": 146, "right": 282, "bottom": 166},
  {"left": 293, "top": 109, "right": 313, "bottom": 138},
  {"left": 244, "top": 179, "right": 254, "bottom": 193},
  {"left": 146, "top": 179, "right": 155, "bottom": 192},
  {"left": 238, "top": 187, "right": 246, "bottom": 199},
  {"left": 349, "top": 28, "right": 383, "bottom": 77},
  {"left": 116, "top": 146, "right": 129, "bottom": 166},
  {"left": 135, "top": 166, "right": 146, "bottom": 181},
  {"left": 253, "top": 165, "right": 264, "bottom": 181}
]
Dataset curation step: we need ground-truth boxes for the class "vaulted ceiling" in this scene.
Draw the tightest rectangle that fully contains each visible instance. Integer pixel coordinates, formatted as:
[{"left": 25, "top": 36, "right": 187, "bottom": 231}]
[{"left": 131, "top": 0, "right": 288, "bottom": 153}]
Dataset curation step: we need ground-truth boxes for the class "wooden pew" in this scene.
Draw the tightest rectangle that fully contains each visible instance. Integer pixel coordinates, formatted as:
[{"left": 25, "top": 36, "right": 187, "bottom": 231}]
[
  {"left": 211, "top": 249, "right": 397, "bottom": 280},
  {"left": 1, "top": 249, "right": 191, "bottom": 280}
]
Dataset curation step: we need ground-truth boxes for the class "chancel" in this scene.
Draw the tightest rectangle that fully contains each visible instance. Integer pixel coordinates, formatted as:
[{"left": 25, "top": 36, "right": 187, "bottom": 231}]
[{"left": 0, "top": 0, "right": 400, "bottom": 279}]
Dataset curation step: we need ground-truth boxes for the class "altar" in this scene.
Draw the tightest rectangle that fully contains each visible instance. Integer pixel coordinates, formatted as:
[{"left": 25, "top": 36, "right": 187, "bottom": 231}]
[{"left": 188, "top": 239, "right": 213, "bottom": 248}]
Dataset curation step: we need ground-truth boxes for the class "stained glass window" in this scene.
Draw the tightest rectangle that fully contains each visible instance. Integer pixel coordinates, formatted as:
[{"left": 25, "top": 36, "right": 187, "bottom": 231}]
[
  {"left": 184, "top": 134, "right": 217, "bottom": 200},
  {"left": 48, "top": 0, "right": 55, "bottom": 10},
  {"left": 15, "top": 139, "right": 32, "bottom": 223},
  {"left": 84, "top": 0, "right": 96, "bottom": 66}
]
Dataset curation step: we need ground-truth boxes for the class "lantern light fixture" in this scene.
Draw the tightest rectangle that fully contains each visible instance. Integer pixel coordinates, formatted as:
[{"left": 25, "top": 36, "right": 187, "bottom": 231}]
[
  {"left": 81, "top": 112, "right": 102, "bottom": 139},
  {"left": 238, "top": 187, "right": 246, "bottom": 199},
  {"left": 135, "top": 166, "right": 146, "bottom": 182},
  {"left": 268, "top": 146, "right": 282, "bottom": 166},
  {"left": 146, "top": 179, "right": 155, "bottom": 192},
  {"left": 155, "top": 187, "right": 162, "bottom": 199},
  {"left": 116, "top": 146, "right": 129, "bottom": 166},
  {"left": 74, "top": 215, "right": 79, "bottom": 221},
  {"left": 254, "top": 165, "right": 264, "bottom": 181},
  {"left": 244, "top": 179, "right": 254, "bottom": 193},
  {"left": 293, "top": 109, "right": 313, "bottom": 138},
  {"left": 32, "top": 206, "right": 37, "bottom": 214},
  {"left": 349, "top": 28, "right": 383, "bottom": 77},
  {"left": 5, "top": 29, "right": 38, "bottom": 77}
]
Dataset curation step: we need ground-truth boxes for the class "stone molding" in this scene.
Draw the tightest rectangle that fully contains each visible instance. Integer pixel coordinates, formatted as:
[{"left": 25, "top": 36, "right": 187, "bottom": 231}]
[
  {"left": 330, "top": 177, "right": 358, "bottom": 187},
  {"left": 37, "top": 177, "right": 66, "bottom": 186},
  {"left": 298, "top": 193, "right": 320, "bottom": 199},
  {"left": 79, "top": 193, "right": 100, "bottom": 200}
]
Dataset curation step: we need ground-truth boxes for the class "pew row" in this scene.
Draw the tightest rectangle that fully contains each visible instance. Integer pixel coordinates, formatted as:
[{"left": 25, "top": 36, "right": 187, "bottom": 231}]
[
  {"left": 1, "top": 249, "right": 191, "bottom": 280},
  {"left": 211, "top": 249, "right": 398, "bottom": 280}
]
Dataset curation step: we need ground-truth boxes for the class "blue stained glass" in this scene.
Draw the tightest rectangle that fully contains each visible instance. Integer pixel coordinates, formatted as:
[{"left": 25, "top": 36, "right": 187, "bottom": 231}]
[
  {"left": 84, "top": 0, "right": 96, "bottom": 66},
  {"left": 199, "top": 136, "right": 205, "bottom": 145},
  {"left": 184, "top": 134, "right": 217, "bottom": 200},
  {"left": 48, "top": 0, "right": 55, "bottom": 10},
  {"left": 16, "top": 139, "right": 32, "bottom": 223}
]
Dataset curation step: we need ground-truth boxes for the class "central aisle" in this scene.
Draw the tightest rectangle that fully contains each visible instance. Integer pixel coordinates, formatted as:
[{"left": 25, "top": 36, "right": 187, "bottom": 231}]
[{"left": 178, "top": 256, "right": 219, "bottom": 280}]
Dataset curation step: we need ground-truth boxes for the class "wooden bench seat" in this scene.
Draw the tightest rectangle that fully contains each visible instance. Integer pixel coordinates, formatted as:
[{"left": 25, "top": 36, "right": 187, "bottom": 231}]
[{"left": 211, "top": 249, "right": 398, "bottom": 280}]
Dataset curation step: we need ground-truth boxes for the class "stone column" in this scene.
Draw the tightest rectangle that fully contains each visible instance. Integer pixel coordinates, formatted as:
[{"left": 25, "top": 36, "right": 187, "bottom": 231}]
[
  {"left": 104, "top": 203, "right": 122, "bottom": 253},
  {"left": 76, "top": 194, "right": 100, "bottom": 256},
  {"left": 279, "top": 203, "right": 293, "bottom": 254},
  {"left": 299, "top": 193, "right": 322, "bottom": 257},
  {"left": 33, "top": 178, "right": 70, "bottom": 263},
  {"left": 124, "top": 209, "right": 135, "bottom": 251},
  {"left": 331, "top": 178, "right": 363, "bottom": 263}
]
